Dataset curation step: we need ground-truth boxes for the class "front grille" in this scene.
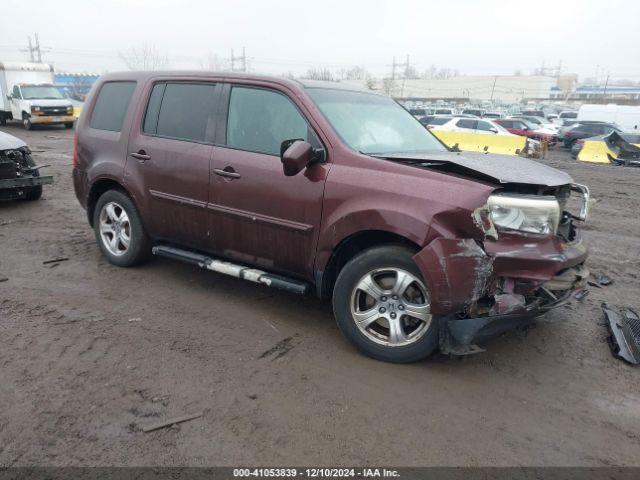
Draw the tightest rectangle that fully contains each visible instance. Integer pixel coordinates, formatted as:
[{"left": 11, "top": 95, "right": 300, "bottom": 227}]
[
  {"left": 38, "top": 106, "right": 70, "bottom": 116},
  {"left": 0, "top": 148, "right": 31, "bottom": 180}
]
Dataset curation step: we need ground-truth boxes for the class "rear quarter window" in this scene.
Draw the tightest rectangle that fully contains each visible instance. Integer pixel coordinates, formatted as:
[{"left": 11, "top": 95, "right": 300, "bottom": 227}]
[{"left": 90, "top": 81, "right": 136, "bottom": 132}]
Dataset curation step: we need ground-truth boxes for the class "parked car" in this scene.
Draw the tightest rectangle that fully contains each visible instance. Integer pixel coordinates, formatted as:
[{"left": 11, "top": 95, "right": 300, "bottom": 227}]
[
  {"left": 418, "top": 115, "right": 453, "bottom": 129},
  {"left": 461, "top": 108, "right": 484, "bottom": 117},
  {"left": 562, "top": 122, "right": 622, "bottom": 148},
  {"left": 482, "top": 112, "right": 504, "bottom": 119},
  {"left": 0, "top": 130, "right": 52, "bottom": 200},
  {"left": 494, "top": 118, "right": 557, "bottom": 145},
  {"left": 73, "top": 72, "right": 589, "bottom": 363},
  {"left": 432, "top": 117, "right": 513, "bottom": 135},
  {"left": 521, "top": 109, "right": 545, "bottom": 118},
  {"left": 513, "top": 115, "right": 559, "bottom": 134},
  {"left": 434, "top": 108, "right": 454, "bottom": 115},
  {"left": 408, "top": 108, "right": 427, "bottom": 118}
]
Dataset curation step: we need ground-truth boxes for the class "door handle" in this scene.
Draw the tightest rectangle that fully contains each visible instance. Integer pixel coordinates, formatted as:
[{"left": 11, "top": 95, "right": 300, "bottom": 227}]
[
  {"left": 130, "top": 151, "right": 151, "bottom": 162},
  {"left": 214, "top": 167, "right": 241, "bottom": 179}
]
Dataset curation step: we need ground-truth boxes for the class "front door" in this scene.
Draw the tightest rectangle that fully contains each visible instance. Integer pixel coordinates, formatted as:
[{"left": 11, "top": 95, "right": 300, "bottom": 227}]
[
  {"left": 125, "top": 81, "right": 219, "bottom": 249},
  {"left": 208, "top": 84, "right": 328, "bottom": 279}
]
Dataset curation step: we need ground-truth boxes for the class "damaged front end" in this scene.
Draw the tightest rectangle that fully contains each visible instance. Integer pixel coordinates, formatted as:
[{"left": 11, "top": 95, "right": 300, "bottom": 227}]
[
  {"left": 0, "top": 146, "right": 53, "bottom": 200},
  {"left": 414, "top": 182, "right": 590, "bottom": 353}
]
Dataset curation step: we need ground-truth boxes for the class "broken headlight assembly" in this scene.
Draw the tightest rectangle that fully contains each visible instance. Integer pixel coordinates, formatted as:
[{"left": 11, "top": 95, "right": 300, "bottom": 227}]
[{"left": 487, "top": 194, "right": 560, "bottom": 235}]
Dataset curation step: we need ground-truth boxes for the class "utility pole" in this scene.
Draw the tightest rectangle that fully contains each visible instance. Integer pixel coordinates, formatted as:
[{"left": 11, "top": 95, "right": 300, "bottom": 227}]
[
  {"left": 23, "top": 34, "right": 44, "bottom": 63},
  {"left": 230, "top": 47, "right": 247, "bottom": 72},
  {"left": 490, "top": 76, "right": 498, "bottom": 101},
  {"left": 603, "top": 74, "right": 610, "bottom": 98}
]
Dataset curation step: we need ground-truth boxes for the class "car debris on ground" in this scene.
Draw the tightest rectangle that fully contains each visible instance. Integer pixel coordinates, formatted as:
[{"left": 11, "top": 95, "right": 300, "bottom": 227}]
[
  {"left": 141, "top": 411, "right": 203, "bottom": 433},
  {"left": 601, "top": 303, "right": 640, "bottom": 365}
]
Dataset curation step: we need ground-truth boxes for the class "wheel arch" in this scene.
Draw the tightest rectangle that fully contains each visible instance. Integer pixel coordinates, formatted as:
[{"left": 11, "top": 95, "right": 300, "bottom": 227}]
[
  {"left": 316, "top": 229, "right": 421, "bottom": 301},
  {"left": 86, "top": 178, "right": 134, "bottom": 227}
]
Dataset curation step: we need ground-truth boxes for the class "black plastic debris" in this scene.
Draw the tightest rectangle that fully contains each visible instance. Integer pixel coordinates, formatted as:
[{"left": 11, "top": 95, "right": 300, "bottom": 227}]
[
  {"left": 574, "top": 288, "right": 589, "bottom": 301},
  {"left": 602, "top": 303, "right": 640, "bottom": 365},
  {"left": 588, "top": 272, "right": 613, "bottom": 288}
]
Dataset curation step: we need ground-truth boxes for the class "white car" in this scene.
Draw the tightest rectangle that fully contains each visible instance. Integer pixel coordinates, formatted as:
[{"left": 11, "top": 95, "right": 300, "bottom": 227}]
[{"left": 432, "top": 117, "right": 515, "bottom": 135}]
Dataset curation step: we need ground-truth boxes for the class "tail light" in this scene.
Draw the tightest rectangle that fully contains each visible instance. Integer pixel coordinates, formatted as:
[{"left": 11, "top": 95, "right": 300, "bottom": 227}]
[{"left": 72, "top": 132, "right": 79, "bottom": 169}]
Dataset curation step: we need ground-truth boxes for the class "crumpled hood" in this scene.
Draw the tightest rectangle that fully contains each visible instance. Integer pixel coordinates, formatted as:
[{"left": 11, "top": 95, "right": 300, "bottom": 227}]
[
  {"left": 377, "top": 151, "right": 573, "bottom": 187},
  {"left": 0, "top": 130, "right": 27, "bottom": 150}
]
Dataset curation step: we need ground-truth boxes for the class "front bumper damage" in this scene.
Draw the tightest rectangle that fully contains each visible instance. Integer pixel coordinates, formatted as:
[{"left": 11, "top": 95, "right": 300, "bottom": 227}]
[{"left": 413, "top": 231, "right": 588, "bottom": 351}]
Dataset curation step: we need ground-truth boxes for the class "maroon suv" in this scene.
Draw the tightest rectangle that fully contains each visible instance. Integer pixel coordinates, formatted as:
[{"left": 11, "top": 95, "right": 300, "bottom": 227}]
[{"left": 73, "top": 72, "right": 589, "bottom": 363}]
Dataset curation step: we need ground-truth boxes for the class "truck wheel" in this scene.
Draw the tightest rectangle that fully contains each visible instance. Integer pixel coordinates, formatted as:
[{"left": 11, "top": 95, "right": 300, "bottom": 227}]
[
  {"left": 332, "top": 245, "right": 439, "bottom": 363},
  {"left": 64, "top": 122, "right": 74, "bottom": 129},
  {"left": 93, "top": 189, "right": 151, "bottom": 267},
  {"left": 22, "top": 113, "right": 32, "bottom": 130},
  {"left": 0, "top": 115, "right": 6, "bottom": 126}
]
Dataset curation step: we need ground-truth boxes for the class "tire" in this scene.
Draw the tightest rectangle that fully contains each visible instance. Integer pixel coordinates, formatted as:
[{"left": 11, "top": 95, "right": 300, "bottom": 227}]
[
  {"left": 22, "top": 113, "right": 32, "bottom": 130},
  {"left": 0, "top": 115, "right": 6, "bottom": 126},
  {"left": 332, "top": 245, "right": 439, "bottom": 363},
  {"left": 92, "top": 189, "right": 151, "bottom": 267},
  {"left": 64, "top": 122, "right": 74, "bottom": 129}
]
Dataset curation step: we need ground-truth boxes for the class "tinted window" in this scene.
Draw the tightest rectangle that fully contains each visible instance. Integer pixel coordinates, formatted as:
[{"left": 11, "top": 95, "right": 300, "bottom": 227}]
[
  {"left": 12, "top": 85, "right": 20, "bottom": 98},
  {"left": 456, "top": 119, "right": 477, "bottom": 129},
  {"left": 476, "top": 121, "right": 495, "bottom": 131},
  {"left": 143, "top": 83, "right": 165, "bottom": 134},
  {"left": 155, "top": 83, "right": 216, "bottom": 142},
  {"left": 429, "top": 116, "right": 452, "bottom": 125},
  {"left": 227, "top": 87, "right": 309, "bottom": 155},
  {"left": 435, "top": 109, "right": 451, "bottom": 114},
  {"left": 500, "top": 121, "right": 513, "bottom": 128},
  {"left": 90, "top": 82, "right": 136, "bottom": 132}
]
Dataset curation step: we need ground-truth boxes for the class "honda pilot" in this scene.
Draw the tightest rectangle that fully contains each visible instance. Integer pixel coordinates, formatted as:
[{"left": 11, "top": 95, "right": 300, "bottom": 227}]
[{"left": 73, "top": 72, "right": 589, "bottom": 363}]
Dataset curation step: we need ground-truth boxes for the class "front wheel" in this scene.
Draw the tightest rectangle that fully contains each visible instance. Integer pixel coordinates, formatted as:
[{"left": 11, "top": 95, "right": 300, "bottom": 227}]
[
  {"left": 93, "top": 189, "right": 151, "bottom": 267},
  {"left": 64, "top": 122, "right": 74, "bottom": 129},
  {"left": 332, "top": 245, "right": 439, "bottom": 363},
  {"left": 22, "top": 114, "right": 32, "bottom": 130}
]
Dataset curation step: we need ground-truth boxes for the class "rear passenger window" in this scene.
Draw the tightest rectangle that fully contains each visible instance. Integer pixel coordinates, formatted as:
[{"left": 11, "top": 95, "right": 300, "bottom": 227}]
[
  {"left": 90, "top": 82, "right": 136, "bottom": 132},
  {"left": 152, "top": 83, "right": 216, "bottom": 142},
  {"left": 142, "top": 82, "right": 216, "bottom": 142},
  {"left": 226, "top": 87, "right": 310, "bottom": 156},
  {"left": 456, "top": 119, "right": 477, "bottom": 129}
]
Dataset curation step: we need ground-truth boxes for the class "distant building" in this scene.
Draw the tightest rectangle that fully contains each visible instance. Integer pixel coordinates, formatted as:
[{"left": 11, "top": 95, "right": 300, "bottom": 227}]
[
  {"left": 54, "top": 72, "right": 100, "bottom": 101},
  {"left": 550, "top": 84, "right": 640, "bottom": 103},
  {"left": 342, "top": 75, "right": 558, "bottom": 103}
]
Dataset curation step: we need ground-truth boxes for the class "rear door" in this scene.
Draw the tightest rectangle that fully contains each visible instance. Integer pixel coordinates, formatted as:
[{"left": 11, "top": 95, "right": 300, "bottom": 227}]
[
  {"left": 125, "top": 80, "right": 219, "bottom": 249},
  {"left": 208, "top": 83, "right": 328, "bottom": 279}
]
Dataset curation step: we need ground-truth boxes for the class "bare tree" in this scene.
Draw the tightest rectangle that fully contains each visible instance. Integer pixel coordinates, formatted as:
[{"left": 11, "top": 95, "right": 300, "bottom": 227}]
[
  {"left": 119, "top": 44, "right": 169, "bottom": 71},
  {"left": 303, "top": 68, "right": 334, "bottom": 81},
  {"left": 199, "top": 53, "right": 224, "bottom": 71}
]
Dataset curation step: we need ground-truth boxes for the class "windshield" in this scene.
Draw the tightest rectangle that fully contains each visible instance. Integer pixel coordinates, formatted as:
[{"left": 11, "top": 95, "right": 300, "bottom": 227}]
[
  {"left": 307, "top": 88, "right": 445, "bottom": 155},
  {"left": 20, "top": 86, "right": 65, "bottom": 100}
]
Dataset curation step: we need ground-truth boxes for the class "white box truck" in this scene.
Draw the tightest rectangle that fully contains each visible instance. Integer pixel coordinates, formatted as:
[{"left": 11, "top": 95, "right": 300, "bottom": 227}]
[
  {"left": 577, "top": 104, "right": 640, "bottom": 132},
  {"left": 0, "top": 62, "right": 76, "bottom": 129}
]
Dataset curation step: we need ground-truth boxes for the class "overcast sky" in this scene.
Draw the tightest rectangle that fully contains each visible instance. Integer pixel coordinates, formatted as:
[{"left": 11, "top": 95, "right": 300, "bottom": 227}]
[{"left": 2, "top": 0, "right": 639, "bottom": 81}]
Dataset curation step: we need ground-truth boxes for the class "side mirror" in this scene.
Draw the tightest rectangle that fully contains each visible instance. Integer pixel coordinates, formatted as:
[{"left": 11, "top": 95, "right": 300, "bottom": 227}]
[
  {"left": 280, "top": 139, "right": 313, "bottom": 177},
  {"left": 6, "top": 94, "right": 12, "bottom": 100},
  {"left": 490, "top": 128, "right": 498, "bottom": 134},
  {"left": 522, "top": 126, "right": 529, "bottom": 131}
]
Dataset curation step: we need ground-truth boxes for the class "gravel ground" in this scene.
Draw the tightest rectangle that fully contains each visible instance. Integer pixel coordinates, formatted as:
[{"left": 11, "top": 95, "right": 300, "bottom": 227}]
[{"left": 1, "top": 124, "right": 638, "bottom": 467}]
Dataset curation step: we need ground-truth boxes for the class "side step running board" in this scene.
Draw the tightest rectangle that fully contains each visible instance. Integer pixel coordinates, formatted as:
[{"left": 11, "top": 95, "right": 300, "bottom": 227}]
[{"left": 152, "top": 245, "right": 309, "bottom": 295}]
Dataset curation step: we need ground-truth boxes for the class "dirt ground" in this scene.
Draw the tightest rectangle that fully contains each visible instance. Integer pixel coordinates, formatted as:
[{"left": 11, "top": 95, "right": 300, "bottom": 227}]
[{"left": 1, "top": 123, "right": 638, "bottom": 467}]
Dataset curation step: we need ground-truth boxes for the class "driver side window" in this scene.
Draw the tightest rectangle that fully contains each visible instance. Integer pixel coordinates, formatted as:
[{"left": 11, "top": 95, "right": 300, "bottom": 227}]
[
  {"left": 226, "top": 86, "right": 316, "bottom": 156},
  {"left": 12, "top": 85, "right": 21, "bottom": 99}
]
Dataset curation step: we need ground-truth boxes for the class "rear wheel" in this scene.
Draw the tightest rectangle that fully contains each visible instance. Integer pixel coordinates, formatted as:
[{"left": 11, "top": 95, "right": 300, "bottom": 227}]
[
  {"left": 93, "top": 190, "right": 151, "bottom": 267},
  {"left": 332, "top": 245, "right": 439, "bottom": 363}
]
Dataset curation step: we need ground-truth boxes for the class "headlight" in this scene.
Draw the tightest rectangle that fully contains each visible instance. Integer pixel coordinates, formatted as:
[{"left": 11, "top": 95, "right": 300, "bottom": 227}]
[
  {"left": 67, "top": 105, "right": 74, "bottom": 114},
  {"left": 30, "top": 106, "right": 41, "bottom": 112},
  {"left": 487, "top": 194, "right": 560, "bottom": 235}
]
